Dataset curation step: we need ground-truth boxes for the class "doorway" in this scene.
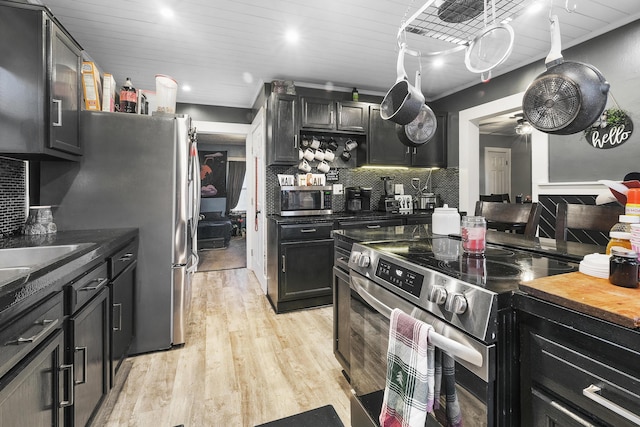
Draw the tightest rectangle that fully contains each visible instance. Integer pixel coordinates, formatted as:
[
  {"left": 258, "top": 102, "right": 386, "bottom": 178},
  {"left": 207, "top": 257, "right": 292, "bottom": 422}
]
[
  {"left": 193, "top": 121, "right": 251, "bottom": 272},
  {"left": 458, "top": 91, "right": 549, "bottom": 213}
]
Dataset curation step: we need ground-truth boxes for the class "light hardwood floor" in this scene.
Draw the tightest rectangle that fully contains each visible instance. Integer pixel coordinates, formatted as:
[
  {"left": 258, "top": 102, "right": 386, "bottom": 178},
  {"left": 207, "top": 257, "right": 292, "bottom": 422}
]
[{"left": 98, "top": 268, "right": 352, "bottom": 426}]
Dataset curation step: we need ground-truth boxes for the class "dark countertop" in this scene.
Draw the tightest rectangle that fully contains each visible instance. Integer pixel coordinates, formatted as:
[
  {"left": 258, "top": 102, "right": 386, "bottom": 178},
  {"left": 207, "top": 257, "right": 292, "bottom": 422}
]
[
  {"left": 269, "top": 210, "right": 432, "bottom": 225},
  {"left": 0, "top": 228, "right": 138, "bottom": 322}
]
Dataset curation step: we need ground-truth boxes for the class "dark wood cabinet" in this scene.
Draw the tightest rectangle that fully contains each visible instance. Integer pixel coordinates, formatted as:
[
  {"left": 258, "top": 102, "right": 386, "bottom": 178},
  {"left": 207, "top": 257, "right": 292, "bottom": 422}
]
[
  {"left": 0, "top": 292, "right": 66, "bottom": 427},
  {"left": 301, "top": 97, "right": 368, "bottom": 132},
  {"left": 365, "top": 105, "right": 411, "bottom": 165},
  {"left": 67, "top": 288, "right": 109, "bottom": 427},
  {"left": 364, "top": 106, "right": 447, "bottom": 167},
  {"left": 0, "top": 1, "right": 82, "bottom": 160},
  {"left": 267, "top": 220, "right": 334, "bottom": 313},
  {"left": 410, "top": 112, "right": 448, "bottom": 168},
  {"left": 65, "top": 263, "right": 110, "bottom": 427},
  {"left": 267, "top": 94, "right": 299, "bottom": 165},
  {"left": 518, "top": 295, "right": 640, "bottom": 427}
]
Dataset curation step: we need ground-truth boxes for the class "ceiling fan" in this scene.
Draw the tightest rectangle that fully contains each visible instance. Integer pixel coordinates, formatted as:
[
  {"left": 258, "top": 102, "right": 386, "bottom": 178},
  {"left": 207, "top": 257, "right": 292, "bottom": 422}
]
[{"left": 511, "top": 112, "right": 533, "bottom": 135}]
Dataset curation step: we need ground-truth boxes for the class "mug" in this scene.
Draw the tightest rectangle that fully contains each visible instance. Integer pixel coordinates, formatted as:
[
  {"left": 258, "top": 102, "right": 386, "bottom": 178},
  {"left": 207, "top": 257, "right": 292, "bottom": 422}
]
[
  {"left": 328, "top": 138, "right": 339, "bottom": 151},
  {"left": 345, "top": 139, "right": 358, "bottom": 151},
  {"left": 310, "top": 137, "right": 321, "bottom": 149},
  {"left": 298, "top": 149, "right": 304, "bottom": 160},
  {"left": 300, "top": 137, "right": 310, "bottom": 148},
  {"left": 298, "top": 159, "right": 311, "bottom": 172},
  {"left": 317, "top": 160, "right": 330, "bottom": 173},
  {"left": 303, "top": 148, "right": 315, "bottom": 161},
  {"left": 324, "top": 149, "right": 335, "bottom": 162},
  {"left": 314, "top": 149, "right": 325, "bottom": 161},
  {"left": 340, "top": 149, "right": 351, "bottom": 161}
]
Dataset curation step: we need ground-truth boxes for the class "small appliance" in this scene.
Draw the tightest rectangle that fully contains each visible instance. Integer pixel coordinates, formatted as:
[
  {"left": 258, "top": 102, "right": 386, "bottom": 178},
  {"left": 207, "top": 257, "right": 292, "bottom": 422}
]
[
  {"left": 378, "top": 176, "right": 397, "bottom": 212},
  {"left": 346, "top": 187, "right": 372, "bottom": 213},
  {"left": 278, "top": 185, "right": 333, "bottom": 216}
]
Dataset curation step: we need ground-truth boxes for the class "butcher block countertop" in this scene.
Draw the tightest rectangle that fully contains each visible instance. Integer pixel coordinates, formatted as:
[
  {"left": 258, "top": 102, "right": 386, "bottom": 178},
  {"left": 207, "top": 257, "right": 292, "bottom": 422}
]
[{"left": 520, "top": 271, "right": 640, "bottom": 329}]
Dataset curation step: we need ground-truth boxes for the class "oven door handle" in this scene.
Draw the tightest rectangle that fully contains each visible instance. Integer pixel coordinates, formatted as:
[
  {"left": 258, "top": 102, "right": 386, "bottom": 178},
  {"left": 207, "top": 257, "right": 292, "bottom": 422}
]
[{"left": 352, "top": 276, "right": 484, "bottom": 368}]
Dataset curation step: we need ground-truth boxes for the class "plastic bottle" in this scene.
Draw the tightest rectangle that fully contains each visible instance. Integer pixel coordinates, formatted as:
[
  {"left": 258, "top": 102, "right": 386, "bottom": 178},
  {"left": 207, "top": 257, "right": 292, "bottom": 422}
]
[
  {"left": 625, "top": 188, "right": 640, "bottom": 216},
  {"left": 120, "top": 77, "right": 137, "bottom": 113},
  {"left": 606, "top": 215, "right": 638, "bottom": 254},
  {"left": 352, "top": 87, "right": 359, "bottom": 102}
]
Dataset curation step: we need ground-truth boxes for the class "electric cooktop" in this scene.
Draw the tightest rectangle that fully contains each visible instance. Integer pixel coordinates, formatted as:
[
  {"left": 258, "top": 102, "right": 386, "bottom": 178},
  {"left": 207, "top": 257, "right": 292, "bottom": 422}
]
[{"left": 361, "top": 235, "right": 579, "bottom": 296}]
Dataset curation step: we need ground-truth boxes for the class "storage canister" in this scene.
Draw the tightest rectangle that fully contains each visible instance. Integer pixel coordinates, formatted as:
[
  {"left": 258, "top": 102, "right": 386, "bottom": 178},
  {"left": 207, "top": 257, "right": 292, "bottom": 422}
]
[
  {"left": 432, "top": 204, "right": 461, "bottom": 235},
  {"left": 605, "top": 215, "right": 639, "bottom": 254}
]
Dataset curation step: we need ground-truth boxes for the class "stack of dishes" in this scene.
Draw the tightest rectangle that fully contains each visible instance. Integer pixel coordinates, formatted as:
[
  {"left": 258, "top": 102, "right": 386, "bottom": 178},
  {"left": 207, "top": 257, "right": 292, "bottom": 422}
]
[
  {"left": 579, "top": 253, "right": 610, "bottom": 279},
  {"left": 632, "top": 224, "right": 640, "bottom": 258}
]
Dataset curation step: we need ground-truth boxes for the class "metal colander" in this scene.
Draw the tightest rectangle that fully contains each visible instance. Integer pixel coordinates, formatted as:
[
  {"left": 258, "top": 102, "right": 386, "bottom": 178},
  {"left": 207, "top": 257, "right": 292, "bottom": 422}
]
[{"left": 522, "top": 74, "right": 582, "bottom": 132}]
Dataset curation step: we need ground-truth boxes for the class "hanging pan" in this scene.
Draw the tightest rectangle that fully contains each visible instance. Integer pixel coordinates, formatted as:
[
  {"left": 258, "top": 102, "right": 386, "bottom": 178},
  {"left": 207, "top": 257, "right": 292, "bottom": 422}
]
[
  {"left": 395, "top": 69, "right": 437, "bottom": 147},
  {"left": 522, "top": 15, "right": 610, "bottom": 135},
  {"left": 380, "top": 43, "right": 425, "bottom": 125}
]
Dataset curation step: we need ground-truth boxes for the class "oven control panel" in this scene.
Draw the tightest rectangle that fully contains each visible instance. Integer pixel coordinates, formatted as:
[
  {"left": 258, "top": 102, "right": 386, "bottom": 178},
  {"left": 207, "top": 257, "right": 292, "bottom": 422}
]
[{"left": 375, "top": 259, "right": 424, "bottom": 298}]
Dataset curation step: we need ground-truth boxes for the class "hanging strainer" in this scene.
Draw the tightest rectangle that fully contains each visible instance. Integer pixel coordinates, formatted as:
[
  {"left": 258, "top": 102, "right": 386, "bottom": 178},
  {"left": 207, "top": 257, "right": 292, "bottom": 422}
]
[{"left": 464, "top": 0, "right": 514, "bottom": 76}]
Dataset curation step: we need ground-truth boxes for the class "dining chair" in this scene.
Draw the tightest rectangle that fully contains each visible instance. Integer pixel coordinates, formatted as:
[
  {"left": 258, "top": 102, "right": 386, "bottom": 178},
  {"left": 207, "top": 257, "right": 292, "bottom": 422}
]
[
  {"left": 475, "top": 201, "right": 542, "bottom": 238},
  {"left": 479, "top": 193, "right": 511, "bottom": 203},
  {"left": 554, "top": 202, "right": 624, "bottom": 242}
]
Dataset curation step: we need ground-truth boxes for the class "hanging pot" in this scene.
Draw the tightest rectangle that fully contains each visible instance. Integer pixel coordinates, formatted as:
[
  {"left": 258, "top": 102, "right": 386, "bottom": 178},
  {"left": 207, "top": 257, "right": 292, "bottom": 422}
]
[
  {"left": 396, "top": 102, "right": 437, "bottom": 147},
  {"left": 380, "top": 43, "right": 425, "bottom": 125},
  {"left": 522, "top": 15, "right": 610, "bottom": 135}
]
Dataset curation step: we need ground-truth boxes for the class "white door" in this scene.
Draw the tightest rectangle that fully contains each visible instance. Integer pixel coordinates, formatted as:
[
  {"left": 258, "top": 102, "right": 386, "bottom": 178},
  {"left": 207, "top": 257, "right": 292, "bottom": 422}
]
[
  {"left": 484, "top": 147, "right": 511, "bottom": 196},
  {"left": 247, "top": 108, "right": 267, "bottom": 293}
]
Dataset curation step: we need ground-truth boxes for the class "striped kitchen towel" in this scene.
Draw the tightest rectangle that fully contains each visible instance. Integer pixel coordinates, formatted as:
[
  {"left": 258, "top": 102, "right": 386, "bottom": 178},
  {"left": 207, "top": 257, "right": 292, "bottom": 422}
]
[
  {"left": 379, "top": 308, "right": 435, "bottom": 427},
  {"left": 434, "top": 350, "right": 463, "bottom": 427}
]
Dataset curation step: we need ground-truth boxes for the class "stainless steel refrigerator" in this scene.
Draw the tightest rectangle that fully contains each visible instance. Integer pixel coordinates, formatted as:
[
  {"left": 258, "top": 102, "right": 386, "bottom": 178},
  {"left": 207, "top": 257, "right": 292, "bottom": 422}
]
[{"left": 41, "top": 111, "right": 200, "bottom": 355}]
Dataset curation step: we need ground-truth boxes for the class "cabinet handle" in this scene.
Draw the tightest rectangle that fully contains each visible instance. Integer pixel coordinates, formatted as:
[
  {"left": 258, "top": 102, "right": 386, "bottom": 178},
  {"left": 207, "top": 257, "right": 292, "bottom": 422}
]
[
  {"left": 7, "top": 318, "right": 59, "bottom": 345},
  {"left": 330, "top": 111, "right": 334, "bottom": 125},
  {"left": 413, "top": 147, "right": 417, "bottom": 155},
  {"left": 74, "top": 346, "right": 88, "bottom": 385},
  {"left": 583, "top": 384, "right": 640, "bottom": 425},
  {"left": 113, "top": 303, "right": 122, "bottom": 331},
  {"left": 366, "top": 225, "right": 382, "bottom": 229},
  {"left": 79, "top": 277, "right": 109, "bottom": 292},
  {"left": 300, "top": 228, "right": 317, "bottom": 233},
  {"left": 118, "top": 253, "right": 134, "bottom": 262},
  {"left": 294, "top": 134, "right": 298, "bottom": 149},
  {"left": 282, "top": 255, "right": 286, "bottom": 273},
  {"left": 52, "top": 99, "right": 63, "bottom": 126},
  {"left": 59, "top": 363, "right": 74, "bottom": 407}
]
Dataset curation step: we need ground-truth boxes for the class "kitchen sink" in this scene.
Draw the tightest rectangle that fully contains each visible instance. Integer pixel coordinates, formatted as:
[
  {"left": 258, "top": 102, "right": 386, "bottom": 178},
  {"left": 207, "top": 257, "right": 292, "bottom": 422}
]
[{"left": 0, "top": 244, "right": 92, "bottom": 269}]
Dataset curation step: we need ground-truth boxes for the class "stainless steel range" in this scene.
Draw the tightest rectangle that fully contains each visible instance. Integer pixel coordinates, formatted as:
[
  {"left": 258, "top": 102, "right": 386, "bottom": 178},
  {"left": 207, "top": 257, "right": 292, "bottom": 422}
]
[{"left": 347, "top": 235, "right": 579, "bottom": 427}]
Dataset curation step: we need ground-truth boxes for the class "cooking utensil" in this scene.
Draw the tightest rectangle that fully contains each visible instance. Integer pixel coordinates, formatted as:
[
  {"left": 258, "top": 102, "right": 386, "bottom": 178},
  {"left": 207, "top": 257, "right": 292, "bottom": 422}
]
[
  {"left": 380, "top": 43, "right": 425, "bottom": 125},
  {"left": 523, "top": 15, "right": 610, "bottom": 135},
  {"left": 396, "top": 102, "right": 437, "bottom": 147}
]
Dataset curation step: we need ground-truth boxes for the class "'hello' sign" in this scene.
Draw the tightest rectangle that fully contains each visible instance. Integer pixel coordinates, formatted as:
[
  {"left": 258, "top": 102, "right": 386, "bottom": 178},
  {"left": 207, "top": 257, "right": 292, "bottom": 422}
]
[{"left": 584, "top": 117, "right": 633, "bottom": 149}]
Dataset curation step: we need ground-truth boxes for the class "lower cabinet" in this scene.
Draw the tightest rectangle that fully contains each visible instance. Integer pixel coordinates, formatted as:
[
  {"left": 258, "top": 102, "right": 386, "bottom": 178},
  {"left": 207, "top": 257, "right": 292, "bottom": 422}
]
[
  {"left": 518, "top": 296, "right": 640, "bottom": 427},
  {"left": 267, "top": 220, "right": 334, "bottom": 313},
  {"left": 0, "top": 293, "right": 66, "bottom": 427}
]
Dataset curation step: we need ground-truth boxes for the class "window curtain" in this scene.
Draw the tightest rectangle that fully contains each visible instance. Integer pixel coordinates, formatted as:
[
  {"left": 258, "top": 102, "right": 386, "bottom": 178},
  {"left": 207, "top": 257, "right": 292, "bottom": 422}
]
[{"left": 227, "top": 160, "right": 246, "bottom": 211}]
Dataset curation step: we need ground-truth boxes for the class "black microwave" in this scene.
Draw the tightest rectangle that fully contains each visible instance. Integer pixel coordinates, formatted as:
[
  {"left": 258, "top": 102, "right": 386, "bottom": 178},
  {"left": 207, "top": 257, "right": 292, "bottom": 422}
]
[{"left": 278, "top": 186, "right": 333, "bottom": 216}]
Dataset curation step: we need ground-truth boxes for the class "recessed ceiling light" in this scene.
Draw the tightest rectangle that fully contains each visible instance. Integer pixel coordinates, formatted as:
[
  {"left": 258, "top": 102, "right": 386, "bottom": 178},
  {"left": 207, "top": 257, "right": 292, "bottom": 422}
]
[
  {"left": 160, "top": 7, "right": 174, "bottom": 19},
  {"left": 285, "top": 28, "right": 299, "bottom": 44},
  {"left": 527, "top": 1, "right": 544, "bottom": 15},
  {"left": 182, "top": 85, "right": 191, "bottom": 92}
]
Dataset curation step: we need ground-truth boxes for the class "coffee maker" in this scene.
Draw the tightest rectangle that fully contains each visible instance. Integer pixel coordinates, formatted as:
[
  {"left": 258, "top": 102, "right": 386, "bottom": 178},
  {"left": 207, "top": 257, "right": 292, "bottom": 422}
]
[
  {"left": 378, "top": 176, "right": 398, "bottom": 212},
  {"left": 345, "top": 187, "right": 372, "bottom": 213}
]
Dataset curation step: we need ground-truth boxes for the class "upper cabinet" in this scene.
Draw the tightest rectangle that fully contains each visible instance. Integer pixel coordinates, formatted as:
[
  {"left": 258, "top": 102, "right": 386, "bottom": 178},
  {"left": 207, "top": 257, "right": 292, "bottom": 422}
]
[
  {"left": 0, "top": 2, "right": 82, "bottom": 160},
  {"left": 362, "top": 106, "right": 447, "bottom": 168},
  {"left": 300, "top": 97, "right": 368, "bottom": 133},
  {"left": 267, "top": 94, "right": 299, "bottom": 165}
]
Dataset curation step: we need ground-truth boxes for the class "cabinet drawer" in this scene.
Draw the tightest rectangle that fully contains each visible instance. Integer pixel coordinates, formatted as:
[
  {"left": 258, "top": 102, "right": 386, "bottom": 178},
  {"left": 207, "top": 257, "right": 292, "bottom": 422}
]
[
  {"left": 66, "top": 263, "right": 109, "bottom": 314},
  {"left": 280, "top": 223, "right": 333, "bottom": 240},
  {"left": 527, "top": 330, "right": 640, "bottom": 426},
  {"left": 0, "top": 292, "right": 64, "bottom": 379},
  {"left": 109, "top": 240, "right": 138, "bottom": 279},
  {"left": 337, "top": 218, "right": 404, "bottom": 230}
]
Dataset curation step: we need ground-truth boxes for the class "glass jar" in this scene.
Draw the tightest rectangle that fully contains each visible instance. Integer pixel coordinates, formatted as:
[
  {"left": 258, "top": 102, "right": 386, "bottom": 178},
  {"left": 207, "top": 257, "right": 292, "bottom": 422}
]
[
  {"left": 609, "top": 246, "right": 639, "bottom": 288},
  {"left": 461, "top": 216, "right": 487, "bottom": 254},
  {"left": 606, "top": 231, "right": 632, "bottom": 254}
]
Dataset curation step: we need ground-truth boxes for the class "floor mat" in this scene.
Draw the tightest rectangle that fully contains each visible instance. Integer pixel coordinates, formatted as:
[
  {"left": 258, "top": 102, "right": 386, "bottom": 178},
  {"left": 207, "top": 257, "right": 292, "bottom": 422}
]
[
  {"left": 254, "top": 405, "right": 344, "bottom": 427},
  {"left": 198, "top": 236, "right": 246, "bottom": 271}
]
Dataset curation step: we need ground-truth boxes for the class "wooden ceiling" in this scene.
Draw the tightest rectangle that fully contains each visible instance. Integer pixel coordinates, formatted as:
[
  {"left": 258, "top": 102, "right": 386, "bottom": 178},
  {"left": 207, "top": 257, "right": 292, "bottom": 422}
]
[{"left": 38, "top": 0, "right": 640, "bottom": 108}]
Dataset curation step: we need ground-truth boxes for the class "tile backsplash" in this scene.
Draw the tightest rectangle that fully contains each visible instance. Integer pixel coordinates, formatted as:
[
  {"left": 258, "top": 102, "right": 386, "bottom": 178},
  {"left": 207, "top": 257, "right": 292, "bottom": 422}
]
[
  {"left": 0, "top": 157, "right": 27, "bottom": 235},
  {"left": 267, "top": 165, "right": 459, "bottom": 214}
]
